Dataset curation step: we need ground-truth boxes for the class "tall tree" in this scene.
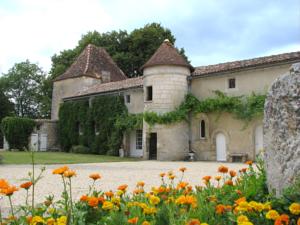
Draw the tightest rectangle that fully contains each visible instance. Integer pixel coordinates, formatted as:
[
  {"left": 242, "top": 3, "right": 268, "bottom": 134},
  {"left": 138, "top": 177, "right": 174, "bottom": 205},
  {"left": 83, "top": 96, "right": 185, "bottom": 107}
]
[
  {"left": 1, "top": 60, "right": 49, "bottom": 118},
  {"left": 0, "top": 89, "right": 14, "bottom": 147},
  {"left": 49, "top": 23, "right": 186, "bottom": 79}
]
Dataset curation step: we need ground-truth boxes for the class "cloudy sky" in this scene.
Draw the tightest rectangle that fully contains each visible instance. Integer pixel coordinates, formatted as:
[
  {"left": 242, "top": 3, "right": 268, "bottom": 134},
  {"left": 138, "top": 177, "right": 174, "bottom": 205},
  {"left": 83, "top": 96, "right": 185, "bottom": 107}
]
[{"left": 0, "top": 0, "right": 299, "bottom": 75}]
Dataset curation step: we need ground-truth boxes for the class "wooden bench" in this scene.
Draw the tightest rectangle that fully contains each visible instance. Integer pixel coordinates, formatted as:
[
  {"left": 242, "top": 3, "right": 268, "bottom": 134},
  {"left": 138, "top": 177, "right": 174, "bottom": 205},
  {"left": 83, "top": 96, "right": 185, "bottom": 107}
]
[{"left": 229, "top": 153, "right": 248, "bottom": 162}]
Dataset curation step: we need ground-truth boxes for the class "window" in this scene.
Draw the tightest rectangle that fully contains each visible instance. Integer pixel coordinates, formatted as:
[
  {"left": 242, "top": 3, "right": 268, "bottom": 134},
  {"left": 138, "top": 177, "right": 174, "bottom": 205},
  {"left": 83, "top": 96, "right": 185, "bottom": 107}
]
[
  {"left": 200, "top": 120, "right": 206, "bottom": 138},
  {"left": 228, "top": 78, "right": 236, "bottom": 89},
  {"left": 125, "top": 95, "right": 130, "bottom": 103},
  {"left": 146, "top": 86, "right": 153, "bottom": 101},
  {"left": 136, "top": 130, "right": 143, "bottom": 149}
]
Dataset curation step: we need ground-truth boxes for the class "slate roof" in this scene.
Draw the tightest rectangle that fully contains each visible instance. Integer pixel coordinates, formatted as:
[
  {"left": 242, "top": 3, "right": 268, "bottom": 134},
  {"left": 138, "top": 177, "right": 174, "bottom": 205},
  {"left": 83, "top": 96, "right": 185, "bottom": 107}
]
[
  {"left": 54, "top": 44, "right": 127, "bottom": 81},
  {"left": 65, "top": 76, "right": 143, "bottom": 99},
  {"left": 141, "top": 39, "right": 193, "bottom": 71},
  {"left": 193, "top": 51, "right": 300, "bottom": 77}
]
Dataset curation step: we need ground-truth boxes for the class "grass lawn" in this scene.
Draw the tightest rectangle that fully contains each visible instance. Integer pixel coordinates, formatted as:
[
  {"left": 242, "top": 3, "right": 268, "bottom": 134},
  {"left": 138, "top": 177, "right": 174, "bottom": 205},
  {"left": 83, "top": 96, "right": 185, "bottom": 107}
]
[{"left": 0, "top": 151, "right": 139, "bottom": 164}]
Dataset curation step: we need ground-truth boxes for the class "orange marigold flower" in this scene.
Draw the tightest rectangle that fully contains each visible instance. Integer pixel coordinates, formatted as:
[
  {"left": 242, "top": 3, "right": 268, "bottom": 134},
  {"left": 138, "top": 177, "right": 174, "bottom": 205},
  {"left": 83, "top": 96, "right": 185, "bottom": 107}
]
[
  {"left": 229, "top": 170, "right": 237, "bottom": 177},
  {"left": 158, "top": 186, "right": 166, "bottom": 193},
  {"left": 225, "top": 180, "right": 233, "bottom": 186},
  {"left": 105, "top": 191, "right": 114, "bottom": 198},
  {"left": 80, "top": 195, "right": 88, "bottom": 202},
  {"left": 202, "top": 176, "right": 211, "bottom": 182},
  {"left": 133, "top": 189, "right": 144, "bottom": 195},
  {"left": 52, "top": 166, "right": 69, "bottom": 175},
  {"left": 0, "top": 179, "right": 9, "bottom": 189},
  {"left": 218, "top": 165, "right": 228, "bottom": 173},
  {"left": 118, "top": 184, "right": 128, "bottom": 191},
  {"left": 89, "top": 173, "right": 101, "bottom": 181},
  {"left": 186, "top": 218, "right": 201, "bottom": 225},
  {"left": 63, "top": 170, "right": 76, "bottom": 178},
  {"left": 88, "top": 196, "right": 99, "bottom": 207},
  {"left": 216, "top": 204, "right": 225, "bottom": 214},
  {"left": 179, "top": 167, "right": 187, "bottom": 173},
  {"left": 128, "top": 217, "right": 138, "bottom": 224},
  {"left": 297, "top": 218, "right": 300, "bottom": 225},
  {"left": 240, "top": 168, "right": 248, "bottom": 173},
  {"left": 159, "top": 173, "right": 166, "bottom": 177},
  {"left": 177, "top": 181, "right": 188, "bottom": 189},
  {"left": 20, "top": 181, "right": 33, "bottom": 190},
  {"left": 98, "top": 196, "right": 105, "bottom": 204},
  {"left": 235, "top": 197, "right": 246, "bottom": 205},
  {"left": 274, "top": 214, "right": 289, "bottom": 225},
  {"left": 245, "top": 160, "right": 253, "bottom": 166},
  {"left": 137, "top": 181, "right": 145, "bottom": 187},
  {"left": 215, "top": 176, "right": 222, "bottom": 181},
  {"left": 169, "top": 175, "right": 176, "bottom": 180},
  {"left": 0, "top": 185, "right": 19, "bottom": 196}
]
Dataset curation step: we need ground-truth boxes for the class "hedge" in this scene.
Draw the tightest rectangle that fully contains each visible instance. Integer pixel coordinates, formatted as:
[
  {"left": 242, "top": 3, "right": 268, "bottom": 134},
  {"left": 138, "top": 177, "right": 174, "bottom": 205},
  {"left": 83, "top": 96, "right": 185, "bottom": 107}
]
[{"left": 1, "top": 117, "right": 35, "bottom": 150}]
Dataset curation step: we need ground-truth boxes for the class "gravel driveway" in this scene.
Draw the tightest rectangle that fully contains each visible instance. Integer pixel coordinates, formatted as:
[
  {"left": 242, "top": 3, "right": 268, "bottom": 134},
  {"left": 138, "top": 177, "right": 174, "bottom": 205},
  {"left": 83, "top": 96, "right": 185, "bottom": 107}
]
[{"left": 0, "top": 161, "right": 246, "bottom": 213}]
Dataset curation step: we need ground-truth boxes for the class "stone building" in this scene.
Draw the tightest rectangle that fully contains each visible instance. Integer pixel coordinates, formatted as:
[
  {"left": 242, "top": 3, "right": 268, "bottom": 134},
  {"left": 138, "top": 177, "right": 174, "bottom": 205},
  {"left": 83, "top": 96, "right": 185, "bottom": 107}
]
[{"left": 51, "top": 40, "right": 300, "bottom": 161}]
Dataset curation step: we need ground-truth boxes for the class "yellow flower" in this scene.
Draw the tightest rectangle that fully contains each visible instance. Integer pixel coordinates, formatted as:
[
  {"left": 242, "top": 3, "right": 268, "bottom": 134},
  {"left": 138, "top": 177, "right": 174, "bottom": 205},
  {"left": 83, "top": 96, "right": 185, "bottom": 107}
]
[
  {"left": 149, "top": 195, "right": 160, "bottom": 205},
  {"left": 30, "top": 216, "right": 45, "bottom": 225},
  {"left": 289, "top": 203, "right": 300, "bottom": 215},
  {"left": 143, "top": 207, "right": 157, "bottom": 215},
  {"left": 102, "top": 201, "right": 114, "bottom": 210},
  {"left": 237, "top": 215, "right": 249, "bottom": 224},
  {"left": 57, "top": 216, "right": 67, "bottom": 225},
  {"left": 46, "top": 218, "right": 56, "bottom": 225},
  {"left": 142, "top": 221, "right": 151, "bottom": 225},
  {"left": 266, "top": 210, "right": 280, "bottom": 220}
]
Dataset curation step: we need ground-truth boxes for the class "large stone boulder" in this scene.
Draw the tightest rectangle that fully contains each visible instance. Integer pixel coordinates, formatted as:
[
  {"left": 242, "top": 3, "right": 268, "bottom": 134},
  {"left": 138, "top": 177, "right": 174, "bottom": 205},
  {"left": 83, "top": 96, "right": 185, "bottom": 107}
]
[{"left": 264, "top": 63, "right": 300, "bottom": 195}]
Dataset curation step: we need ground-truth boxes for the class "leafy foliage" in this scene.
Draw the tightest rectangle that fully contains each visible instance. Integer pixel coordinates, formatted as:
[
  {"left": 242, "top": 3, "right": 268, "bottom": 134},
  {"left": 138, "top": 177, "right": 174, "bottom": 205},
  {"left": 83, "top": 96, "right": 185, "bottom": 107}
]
[
  {"left": 0, "top": 60, "right": 50, "bottom": 118},
  {"left": 0, "top": 89, "right": 14, "bottom": 147},
  {"left": 144, "top": 91, "right": 267, "bottom": 126},
  {"left": 1, "top": 117, "right": 35, "bottom": 150},
  {"left": 58, "top": 96, "right": 130, "bottom": 155}
]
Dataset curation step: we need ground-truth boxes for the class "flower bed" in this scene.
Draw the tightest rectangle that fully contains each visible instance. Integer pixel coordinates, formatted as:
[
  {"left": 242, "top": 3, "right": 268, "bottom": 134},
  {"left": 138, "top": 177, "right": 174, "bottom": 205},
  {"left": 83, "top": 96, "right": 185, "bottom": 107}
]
[{"left": 0, "top": 160, "right": 299, "bottom": 225}]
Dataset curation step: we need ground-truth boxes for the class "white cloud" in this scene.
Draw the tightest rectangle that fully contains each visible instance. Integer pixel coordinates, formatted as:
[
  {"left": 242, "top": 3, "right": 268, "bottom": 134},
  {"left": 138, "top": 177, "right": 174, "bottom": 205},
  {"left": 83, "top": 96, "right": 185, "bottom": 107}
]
[{"left": 0, "top": 0, "right": 113, "bottom": 74}]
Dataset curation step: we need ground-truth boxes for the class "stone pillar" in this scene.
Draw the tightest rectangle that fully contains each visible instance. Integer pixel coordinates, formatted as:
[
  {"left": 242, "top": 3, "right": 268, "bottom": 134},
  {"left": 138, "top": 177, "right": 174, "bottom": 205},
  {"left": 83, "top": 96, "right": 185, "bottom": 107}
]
[{"left": 264, "top": 63, "right": 300, "bottom": 195}]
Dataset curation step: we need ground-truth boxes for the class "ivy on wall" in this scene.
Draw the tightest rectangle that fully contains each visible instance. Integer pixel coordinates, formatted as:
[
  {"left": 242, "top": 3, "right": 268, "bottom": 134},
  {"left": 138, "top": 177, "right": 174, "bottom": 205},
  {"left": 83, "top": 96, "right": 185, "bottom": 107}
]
[
  {"left": 58, "top": 96, "right": 130, "bottom": 155},
  {"left": 58, "top": 91, "right": 266, "bottom": 154},
  {"left": 143, "top": 91, "right": 266, "bottom": 126},
  {"left": 1, "top": 117, "right": 35, "bottom": 150}
]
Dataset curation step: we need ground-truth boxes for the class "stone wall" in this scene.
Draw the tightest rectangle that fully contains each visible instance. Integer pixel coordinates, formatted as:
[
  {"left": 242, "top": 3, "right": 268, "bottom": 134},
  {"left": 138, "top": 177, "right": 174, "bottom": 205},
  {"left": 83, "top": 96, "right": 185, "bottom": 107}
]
[
  {"left": 264, "top": 63, "right": 300, "bottom": 195},
  {"left": 191, "top": 112, "right": 262, "bottom": 161}
]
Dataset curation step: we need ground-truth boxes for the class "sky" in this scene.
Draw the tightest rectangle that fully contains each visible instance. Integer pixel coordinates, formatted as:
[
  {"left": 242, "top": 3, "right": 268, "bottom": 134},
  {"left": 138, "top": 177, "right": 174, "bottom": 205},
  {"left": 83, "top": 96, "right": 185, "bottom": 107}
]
[{"left": 0, "top": 0, "right": 299, "bottom": 75}]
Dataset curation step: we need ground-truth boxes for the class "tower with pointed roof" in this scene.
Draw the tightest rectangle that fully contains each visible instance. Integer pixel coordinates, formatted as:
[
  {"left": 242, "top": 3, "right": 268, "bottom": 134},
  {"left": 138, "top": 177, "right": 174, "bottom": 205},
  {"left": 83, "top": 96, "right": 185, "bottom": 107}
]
[
  {"left": 51, "top": 44, "right": 126, "bottom": 120},
  {"left": 141, "top": 39, "right": 193, "bottom": 160}
]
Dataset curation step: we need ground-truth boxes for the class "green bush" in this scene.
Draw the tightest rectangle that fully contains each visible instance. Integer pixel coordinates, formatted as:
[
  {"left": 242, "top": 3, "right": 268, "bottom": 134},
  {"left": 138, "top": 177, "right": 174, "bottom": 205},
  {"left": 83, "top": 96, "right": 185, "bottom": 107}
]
[
  {"left": 1, "top": 117, "right": 35, "bottom": 150},
  {"left": 70, "top": 145, "right": 91, "bottom": 154}
]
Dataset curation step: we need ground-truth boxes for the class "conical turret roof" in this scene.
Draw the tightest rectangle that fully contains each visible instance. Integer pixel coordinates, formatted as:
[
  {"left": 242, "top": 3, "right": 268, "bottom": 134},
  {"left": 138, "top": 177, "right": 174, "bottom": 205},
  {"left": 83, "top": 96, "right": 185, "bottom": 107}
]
[
  {"left": 141, "top": 39, "right": 193, "bottom": 71},
  {"left": 54, "top": 44, "right": 127, "bottom": 81}
]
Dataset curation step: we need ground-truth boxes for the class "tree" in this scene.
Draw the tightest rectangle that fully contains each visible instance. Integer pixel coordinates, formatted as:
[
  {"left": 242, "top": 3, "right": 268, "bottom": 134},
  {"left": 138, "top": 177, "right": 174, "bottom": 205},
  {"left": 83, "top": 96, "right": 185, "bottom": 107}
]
[
  {"left": 49, "top": 23, "right": 187, "bottom": 79},
  {"left": 1, "top": 60, "right": 49, "bottom": 118},
  {"left": 0, "top": 89, "right": 14, "bottom": 148}
]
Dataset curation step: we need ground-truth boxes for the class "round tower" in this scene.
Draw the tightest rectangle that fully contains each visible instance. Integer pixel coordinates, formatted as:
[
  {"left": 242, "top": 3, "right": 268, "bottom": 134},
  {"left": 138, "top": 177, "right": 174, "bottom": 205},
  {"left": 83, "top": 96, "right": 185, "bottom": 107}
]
[{"left": 141, "top": 39, "right": 193, "bottom": 160}]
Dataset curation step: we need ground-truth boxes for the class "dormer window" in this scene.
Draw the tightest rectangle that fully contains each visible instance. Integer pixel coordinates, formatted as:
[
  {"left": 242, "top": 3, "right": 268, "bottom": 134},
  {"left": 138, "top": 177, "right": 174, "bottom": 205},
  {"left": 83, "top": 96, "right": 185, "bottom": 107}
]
[
  {"left": 146, "top": 86, "right": 153, "bottom": 101},
  {"left": 228, "top": 78, "right": 236, "bottom": 89}
]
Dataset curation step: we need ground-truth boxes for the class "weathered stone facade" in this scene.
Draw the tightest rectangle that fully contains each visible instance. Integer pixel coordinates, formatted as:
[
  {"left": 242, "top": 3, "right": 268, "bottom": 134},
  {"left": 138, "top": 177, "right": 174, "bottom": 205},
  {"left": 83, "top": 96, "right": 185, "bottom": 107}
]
[{"left": 264, "top": 63, "right": 300, "bottom": 195}]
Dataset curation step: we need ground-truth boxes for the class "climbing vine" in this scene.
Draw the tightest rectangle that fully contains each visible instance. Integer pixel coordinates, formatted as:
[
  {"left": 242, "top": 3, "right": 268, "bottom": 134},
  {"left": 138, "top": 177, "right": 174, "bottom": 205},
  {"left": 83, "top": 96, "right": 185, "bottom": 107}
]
[{"left": 143, "top": 91, "right": 266, "bottom": 126}]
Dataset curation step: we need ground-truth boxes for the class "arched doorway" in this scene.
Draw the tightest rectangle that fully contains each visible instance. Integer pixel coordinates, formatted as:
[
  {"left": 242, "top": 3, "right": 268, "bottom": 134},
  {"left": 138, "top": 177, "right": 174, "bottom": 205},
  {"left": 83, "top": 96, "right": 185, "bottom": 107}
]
[
  {"left": 216, "top": 133, "right": 227, "bottom": 161},
  {"left": 255, "top": 125, "right": 263, "bottom": 156}
]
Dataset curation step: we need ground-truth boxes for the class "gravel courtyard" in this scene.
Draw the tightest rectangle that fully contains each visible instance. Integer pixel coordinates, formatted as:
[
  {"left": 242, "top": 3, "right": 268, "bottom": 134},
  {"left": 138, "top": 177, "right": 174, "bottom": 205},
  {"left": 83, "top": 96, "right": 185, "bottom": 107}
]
[{"left": 0, "top": 161, "right": 246, "bottom": 212}]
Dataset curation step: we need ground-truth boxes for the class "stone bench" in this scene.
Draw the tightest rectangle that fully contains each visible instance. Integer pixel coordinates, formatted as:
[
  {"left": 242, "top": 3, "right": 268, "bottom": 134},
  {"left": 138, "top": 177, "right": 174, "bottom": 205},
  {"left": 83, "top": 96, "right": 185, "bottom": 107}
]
[{"left": 229, "top": 153, "right": 248, "bottom": 163}]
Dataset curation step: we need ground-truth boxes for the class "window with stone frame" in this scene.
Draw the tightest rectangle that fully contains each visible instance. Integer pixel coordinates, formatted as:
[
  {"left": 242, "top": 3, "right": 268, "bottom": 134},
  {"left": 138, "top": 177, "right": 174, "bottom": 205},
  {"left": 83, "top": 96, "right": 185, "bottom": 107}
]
[
  {"left": 228, "top": 78, "right": 236, "bottom": 89},
  {"left": 146, "top": 86, "right": 153, "bottom": 101},
  {"left": 125, "top": 94, "right": 131, "bottom": 104},
  {"left": 136, "top": 129, "right": 143, "bottom": 150}
]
